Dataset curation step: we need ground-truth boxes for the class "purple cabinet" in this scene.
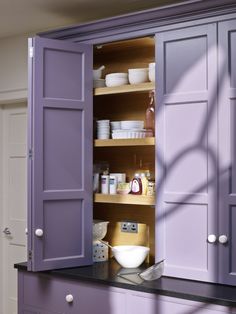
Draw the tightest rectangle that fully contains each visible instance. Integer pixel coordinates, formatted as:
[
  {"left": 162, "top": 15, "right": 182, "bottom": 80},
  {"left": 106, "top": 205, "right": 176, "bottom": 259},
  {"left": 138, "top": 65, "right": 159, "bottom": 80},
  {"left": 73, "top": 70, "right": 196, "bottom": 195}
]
[
  {"left": 18, "top": 271, "right": 234, "bottom": 314},
  {"left": 156, "top": 24, "right": 218, "bottom": 282},
  {"left": 218, "top": 20, "right": 236, "bottom": 285},
  {"left": 28, "top": 37, "right": 93, "bottom": 271},
  {"left": 18, "top": 271, "right": 126, "bottom": 314}
]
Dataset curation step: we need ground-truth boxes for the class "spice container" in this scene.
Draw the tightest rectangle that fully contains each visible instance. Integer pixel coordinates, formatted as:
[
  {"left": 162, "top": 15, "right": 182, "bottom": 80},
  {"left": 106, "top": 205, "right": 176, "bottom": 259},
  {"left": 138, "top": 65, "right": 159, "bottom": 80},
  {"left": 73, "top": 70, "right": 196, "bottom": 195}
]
[
  {"left": 147, "top": 180, "right": 155, "bottom": 196},
  {"left": 101, "top": 174, "right": 109, "bottom": 194},
  {"left": 109, "top": 175, "right": 117, "bottom": 194}
]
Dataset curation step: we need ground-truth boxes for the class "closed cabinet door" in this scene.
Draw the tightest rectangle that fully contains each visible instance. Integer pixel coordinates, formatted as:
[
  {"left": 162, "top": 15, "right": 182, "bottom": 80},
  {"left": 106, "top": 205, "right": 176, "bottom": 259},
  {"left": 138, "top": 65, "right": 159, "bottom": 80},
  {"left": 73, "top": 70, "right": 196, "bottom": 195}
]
[
  {"left": 156, "top": 23, "right": 218, "bottom": 282},
  {"left": 28, "top": 37, "right": 93, "bottom": 271},
  {"left": 218, "top": 19, "right": 236, "bottom": 285}
]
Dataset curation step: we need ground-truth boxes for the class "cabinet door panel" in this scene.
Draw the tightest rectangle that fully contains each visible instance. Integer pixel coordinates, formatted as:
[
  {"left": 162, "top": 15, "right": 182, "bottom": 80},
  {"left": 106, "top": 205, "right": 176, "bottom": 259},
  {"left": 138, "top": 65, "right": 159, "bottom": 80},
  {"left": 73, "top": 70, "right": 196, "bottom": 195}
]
[
  {"left": 28, "top": 37, "right": 93, "bottom": 271},
  {"left": 156, "top": 24, "right": 218, "bottom": 282},
  {"left": 218, "top": 19, "right": 236, "bottom": 285}
]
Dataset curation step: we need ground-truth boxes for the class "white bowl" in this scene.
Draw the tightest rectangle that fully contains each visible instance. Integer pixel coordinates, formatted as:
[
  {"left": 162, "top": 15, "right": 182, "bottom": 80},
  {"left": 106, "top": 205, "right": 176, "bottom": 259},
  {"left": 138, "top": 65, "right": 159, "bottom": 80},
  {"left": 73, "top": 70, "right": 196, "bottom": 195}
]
[
  {"left": 93, "top": 220, "right": 109, "bottom": 242},
  {"left": 128, "top": 68, "right": 148, "bottom": 85},
  {"left": 149, "top": 62, "right": 155, "bottom": 69},
  {"left": 105, "top": 77, "right": 128, "bottom": 87},
  {"left": 112, "top": 245, "right": 150, "bottom": 268},
  {"left": 106, "top": 73, "right": 128, "bottom": 79}
]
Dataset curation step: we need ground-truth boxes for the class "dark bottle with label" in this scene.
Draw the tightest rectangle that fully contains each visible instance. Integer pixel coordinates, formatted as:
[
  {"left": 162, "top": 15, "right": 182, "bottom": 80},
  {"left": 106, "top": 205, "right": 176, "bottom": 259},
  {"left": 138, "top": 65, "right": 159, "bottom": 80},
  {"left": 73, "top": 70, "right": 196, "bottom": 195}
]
[{"left": 145, "top": 90, "right": 155, "bottom": 136}]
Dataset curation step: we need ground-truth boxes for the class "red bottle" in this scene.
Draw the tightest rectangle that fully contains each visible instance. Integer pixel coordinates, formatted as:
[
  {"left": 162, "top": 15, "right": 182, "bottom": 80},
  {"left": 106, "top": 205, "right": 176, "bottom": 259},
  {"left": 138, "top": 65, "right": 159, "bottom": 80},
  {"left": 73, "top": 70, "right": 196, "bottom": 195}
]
[{"left": 145, "top": 90, "right": 155, "bottom": 136}]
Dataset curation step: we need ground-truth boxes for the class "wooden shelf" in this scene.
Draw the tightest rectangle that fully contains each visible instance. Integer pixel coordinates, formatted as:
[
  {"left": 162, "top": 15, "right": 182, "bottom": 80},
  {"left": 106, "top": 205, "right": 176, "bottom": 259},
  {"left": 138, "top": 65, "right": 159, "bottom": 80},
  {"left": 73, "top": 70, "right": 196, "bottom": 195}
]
[
  {"left": 94, "top": 82, "right": 155, "bottom": 96},
  {"left": 94, "top": 193, "right": 155, "bottom": 205},
  {"left": 94, "top": 137, "right": 155, "bottom": 147}
]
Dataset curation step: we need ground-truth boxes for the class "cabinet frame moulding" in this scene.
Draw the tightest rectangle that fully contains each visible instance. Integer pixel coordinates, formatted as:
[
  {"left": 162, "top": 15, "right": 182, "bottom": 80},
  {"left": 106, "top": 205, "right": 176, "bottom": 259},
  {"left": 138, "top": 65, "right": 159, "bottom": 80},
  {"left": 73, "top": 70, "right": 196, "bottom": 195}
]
[
  {"left": 94, "top": 193, "right": 155, "bottom": 205},
  {"left": 94, "top": 137, "right": 155, "bottom": 147},
  {"left": 94, "top": 82, "right": 155, "bottom": 96}
]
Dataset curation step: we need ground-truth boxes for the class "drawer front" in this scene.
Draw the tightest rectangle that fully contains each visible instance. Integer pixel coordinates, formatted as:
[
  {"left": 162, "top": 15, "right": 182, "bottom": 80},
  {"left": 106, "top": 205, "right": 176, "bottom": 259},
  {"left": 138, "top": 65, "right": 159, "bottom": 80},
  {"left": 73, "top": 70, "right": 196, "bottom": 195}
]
[{"left": 21, "top": 272, "right": 126, "bottom": 314}]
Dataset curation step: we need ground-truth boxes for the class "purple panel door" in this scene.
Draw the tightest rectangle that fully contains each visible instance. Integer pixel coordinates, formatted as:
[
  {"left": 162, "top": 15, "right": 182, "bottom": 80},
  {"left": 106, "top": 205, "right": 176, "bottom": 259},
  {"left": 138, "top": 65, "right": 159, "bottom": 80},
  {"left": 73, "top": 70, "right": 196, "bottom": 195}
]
[
  {"left": 218, "top": 20, "right": 236, "bottom": 286},
  {"left": 156, "top": 24, "right": 218, "bottom": 282},
  {"left": 27, "top": 37, "right": 93, "bottom": 271}
]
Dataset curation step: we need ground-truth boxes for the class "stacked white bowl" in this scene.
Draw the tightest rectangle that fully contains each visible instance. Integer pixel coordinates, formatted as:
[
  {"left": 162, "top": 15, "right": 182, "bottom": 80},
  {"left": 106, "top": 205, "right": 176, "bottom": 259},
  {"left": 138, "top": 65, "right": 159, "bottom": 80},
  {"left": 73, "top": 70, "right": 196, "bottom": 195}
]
[
  {"left": 97, "top": 120, "right": 110, "bottom": 139},
  {"left": 105, "top": 73, "right": 128, "bottom": 87},
  {"left": 148, "top": 63, "right": 155, "bottom": 82},
  {"left": 128, "top": 68, "right": 149, "bottom": 84},
  {"left": 110, "top": 121, "right": 121, "bottom": 131}
]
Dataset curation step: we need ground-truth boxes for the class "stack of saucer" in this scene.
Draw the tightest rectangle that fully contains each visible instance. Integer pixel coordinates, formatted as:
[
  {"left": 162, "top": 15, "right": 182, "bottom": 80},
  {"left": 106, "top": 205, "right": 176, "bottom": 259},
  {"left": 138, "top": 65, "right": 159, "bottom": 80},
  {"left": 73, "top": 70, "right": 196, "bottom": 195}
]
[{"left": 97, "top": 120, "right": 110, "bottom": 139}]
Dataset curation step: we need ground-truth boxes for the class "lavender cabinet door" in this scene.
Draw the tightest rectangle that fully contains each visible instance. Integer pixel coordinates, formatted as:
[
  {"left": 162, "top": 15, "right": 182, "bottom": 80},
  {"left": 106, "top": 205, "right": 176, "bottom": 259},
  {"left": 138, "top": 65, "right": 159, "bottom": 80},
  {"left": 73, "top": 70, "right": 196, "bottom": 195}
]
[
  {"left": 218, "top": 19, "right": 236, "bottom": 286},
  {"left": 156, "top": 24, "right": 218, "bottom": 282},
  {"left": 27, "top": 37, "right": 93, "bottom": 271}
]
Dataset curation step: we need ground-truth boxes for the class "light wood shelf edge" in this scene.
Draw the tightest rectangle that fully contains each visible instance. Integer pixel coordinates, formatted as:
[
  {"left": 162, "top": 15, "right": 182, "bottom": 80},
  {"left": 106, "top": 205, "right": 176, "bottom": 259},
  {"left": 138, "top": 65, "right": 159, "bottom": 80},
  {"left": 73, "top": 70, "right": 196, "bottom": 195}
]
[
  {"left": 94, "top": 137, "right": 155, "bottom": 147},
  {"left": 94, "top": 82, "right": 155, "bottom": 96},
  {"left": 94, "top": 193, "right": 155, "bottom": 205}
]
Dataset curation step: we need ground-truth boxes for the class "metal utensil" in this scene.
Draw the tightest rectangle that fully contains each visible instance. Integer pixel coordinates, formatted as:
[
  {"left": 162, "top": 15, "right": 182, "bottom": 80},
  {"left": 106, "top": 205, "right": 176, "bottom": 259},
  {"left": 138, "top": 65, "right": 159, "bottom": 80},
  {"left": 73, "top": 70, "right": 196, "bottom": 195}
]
[{"left": 117, "top": 259, "right": 164, "bottom": 284}]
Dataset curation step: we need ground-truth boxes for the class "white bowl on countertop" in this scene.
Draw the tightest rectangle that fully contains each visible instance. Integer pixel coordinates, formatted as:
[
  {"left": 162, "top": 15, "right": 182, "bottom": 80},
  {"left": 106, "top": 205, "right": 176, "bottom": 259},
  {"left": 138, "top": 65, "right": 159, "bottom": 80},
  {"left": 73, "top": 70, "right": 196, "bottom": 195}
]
[{"left": 112, "top": 245, "right": 150, "bottom": 268}]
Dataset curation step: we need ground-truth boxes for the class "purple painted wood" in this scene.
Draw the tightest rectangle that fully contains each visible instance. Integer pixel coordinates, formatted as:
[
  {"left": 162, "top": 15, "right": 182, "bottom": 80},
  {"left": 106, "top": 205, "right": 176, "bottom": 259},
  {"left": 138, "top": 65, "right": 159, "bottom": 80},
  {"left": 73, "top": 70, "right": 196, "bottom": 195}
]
[
  {"left": 18, "top": 270, "right": 233, "bottom": 314},
  {"left": 218, "top": 19, "right": 236, "bottom": 286},
  {"left": 18, "top": 271, "right": 126, "bottom": 314},
  {"left": 28, "top": 37, "right": 93, "bottom": 271},
  {"left": 156, "top": 23, "right": 218, "bottom": 282}
]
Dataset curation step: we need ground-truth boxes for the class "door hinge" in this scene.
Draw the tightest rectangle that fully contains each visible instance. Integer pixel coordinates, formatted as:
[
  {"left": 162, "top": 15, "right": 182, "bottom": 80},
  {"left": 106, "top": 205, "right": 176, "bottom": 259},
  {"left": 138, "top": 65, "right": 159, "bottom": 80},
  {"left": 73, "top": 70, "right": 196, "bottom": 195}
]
[
  {"left": 28, "top": 148, "right": 33, "bottom": 159},
  {"left": 28, "top": 250, "right": 32, "bottom": 260},
  {"left": 29, "top": 47, "right": 34, "bottom": 58}
]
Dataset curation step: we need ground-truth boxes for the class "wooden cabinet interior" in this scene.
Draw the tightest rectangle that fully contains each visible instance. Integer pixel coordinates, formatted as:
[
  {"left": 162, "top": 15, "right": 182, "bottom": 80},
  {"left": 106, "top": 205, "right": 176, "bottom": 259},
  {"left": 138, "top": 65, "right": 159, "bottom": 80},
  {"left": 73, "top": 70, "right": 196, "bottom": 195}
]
[
  {"left": 93, "top": 37, "right": 155, "bottom": 75},
  {"left": 93, "top": 36, "right": 156, "bottom": 264}
]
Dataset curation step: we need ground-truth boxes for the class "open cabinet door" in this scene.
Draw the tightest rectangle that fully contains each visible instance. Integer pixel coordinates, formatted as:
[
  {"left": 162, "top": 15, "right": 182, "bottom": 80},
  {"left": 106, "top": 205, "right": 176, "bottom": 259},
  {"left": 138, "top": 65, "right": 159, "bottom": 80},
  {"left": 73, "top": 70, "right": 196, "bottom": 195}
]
[{"left": 27, "top": 37, "right": 93, "bottom": 271}]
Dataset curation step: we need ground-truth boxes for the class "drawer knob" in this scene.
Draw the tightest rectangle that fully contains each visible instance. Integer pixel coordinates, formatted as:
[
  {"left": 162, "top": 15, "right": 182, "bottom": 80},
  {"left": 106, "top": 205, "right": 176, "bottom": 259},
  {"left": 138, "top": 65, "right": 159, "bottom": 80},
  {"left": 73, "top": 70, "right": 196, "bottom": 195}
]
[
  {"left": 35, "top": 229, "right": 43, "bottom": 237},
  {"left": 65, "top": 294, "right": 73, "bottom": 303},
  {"left": 219, "top": 235, "right": 228, "bottom": 244},
  {"left": 207, "top": 234, "right": 217, "bottom": 243}
]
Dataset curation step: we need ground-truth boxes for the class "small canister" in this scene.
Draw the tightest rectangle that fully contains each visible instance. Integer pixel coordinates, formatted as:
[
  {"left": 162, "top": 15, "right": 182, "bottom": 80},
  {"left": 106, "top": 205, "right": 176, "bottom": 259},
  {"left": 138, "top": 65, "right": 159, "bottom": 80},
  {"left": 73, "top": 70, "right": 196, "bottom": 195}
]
[
  {"left": 109, "top": 175, "right": 117, "bottom": 194},
  {"left": 101, "top": 175, "right": 109, "bottom": 194},
  {"left": 147, "top": 180, "right": 155, "bottom": 196}
]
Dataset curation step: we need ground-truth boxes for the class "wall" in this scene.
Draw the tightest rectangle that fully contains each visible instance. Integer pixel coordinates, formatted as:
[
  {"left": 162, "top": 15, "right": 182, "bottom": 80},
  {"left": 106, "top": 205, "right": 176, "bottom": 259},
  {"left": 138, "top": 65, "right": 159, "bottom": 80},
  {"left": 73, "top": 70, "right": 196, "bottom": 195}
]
[
  {"left": 0, "top": 105, "right": 3, "bottom": 314},
  {"left": 0, "top": 34, "right": 28, "bottom": 104},
  {"left": 0, "top": 33, "right": 28, "bottom": 314}
]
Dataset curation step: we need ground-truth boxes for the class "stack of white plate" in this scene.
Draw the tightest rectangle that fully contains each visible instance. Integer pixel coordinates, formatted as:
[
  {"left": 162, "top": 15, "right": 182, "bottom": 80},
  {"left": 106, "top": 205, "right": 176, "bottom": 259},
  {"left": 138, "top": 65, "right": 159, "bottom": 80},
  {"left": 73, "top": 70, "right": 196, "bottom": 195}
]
[
  {"left": 97, "top": 120, "right": 110, "bottom": 139},
  {"left": 112, "top": 120, "right": 147, "bottom": 139}
]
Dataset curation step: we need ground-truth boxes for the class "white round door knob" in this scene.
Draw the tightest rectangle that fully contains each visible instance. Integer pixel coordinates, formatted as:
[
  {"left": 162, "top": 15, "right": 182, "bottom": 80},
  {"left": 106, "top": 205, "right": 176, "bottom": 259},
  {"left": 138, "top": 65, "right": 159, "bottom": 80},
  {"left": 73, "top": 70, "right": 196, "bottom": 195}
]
[
  {"left": 35, "top": 229, "right": 43, "bottom": 237},
  {"left": 25, "top": 228, "right": 28, "bottom": 235},
  {"left": 65, "top": 294, "right": 73, "bottom": 303},
  {"left": 208, "top": 234, "right": 217, "bottom": 243},
  {"left": 219, "top": 235, "right": 228, "bottom": 244}
]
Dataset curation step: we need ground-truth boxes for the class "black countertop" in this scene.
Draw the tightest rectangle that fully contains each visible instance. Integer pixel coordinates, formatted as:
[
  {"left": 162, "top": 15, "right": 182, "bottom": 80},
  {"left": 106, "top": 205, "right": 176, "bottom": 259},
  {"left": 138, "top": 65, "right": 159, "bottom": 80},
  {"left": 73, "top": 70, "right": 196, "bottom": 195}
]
[{"left": 15, "top": 260, "right": 236, "bottom": 307}]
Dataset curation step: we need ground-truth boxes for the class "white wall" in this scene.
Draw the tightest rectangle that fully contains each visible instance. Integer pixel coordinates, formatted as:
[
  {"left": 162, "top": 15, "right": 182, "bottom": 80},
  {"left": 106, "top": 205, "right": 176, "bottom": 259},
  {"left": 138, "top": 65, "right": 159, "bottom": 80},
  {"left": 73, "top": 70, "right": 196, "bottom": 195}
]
[
  {"left": 0, "top": 105, "right": 3, "bottom": 314},
  {"left": 0, "top": 33, "right": 29, "bottom": 314},
  {"left": 0, "top": 34, "right": 28, "bottom": 104}
]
